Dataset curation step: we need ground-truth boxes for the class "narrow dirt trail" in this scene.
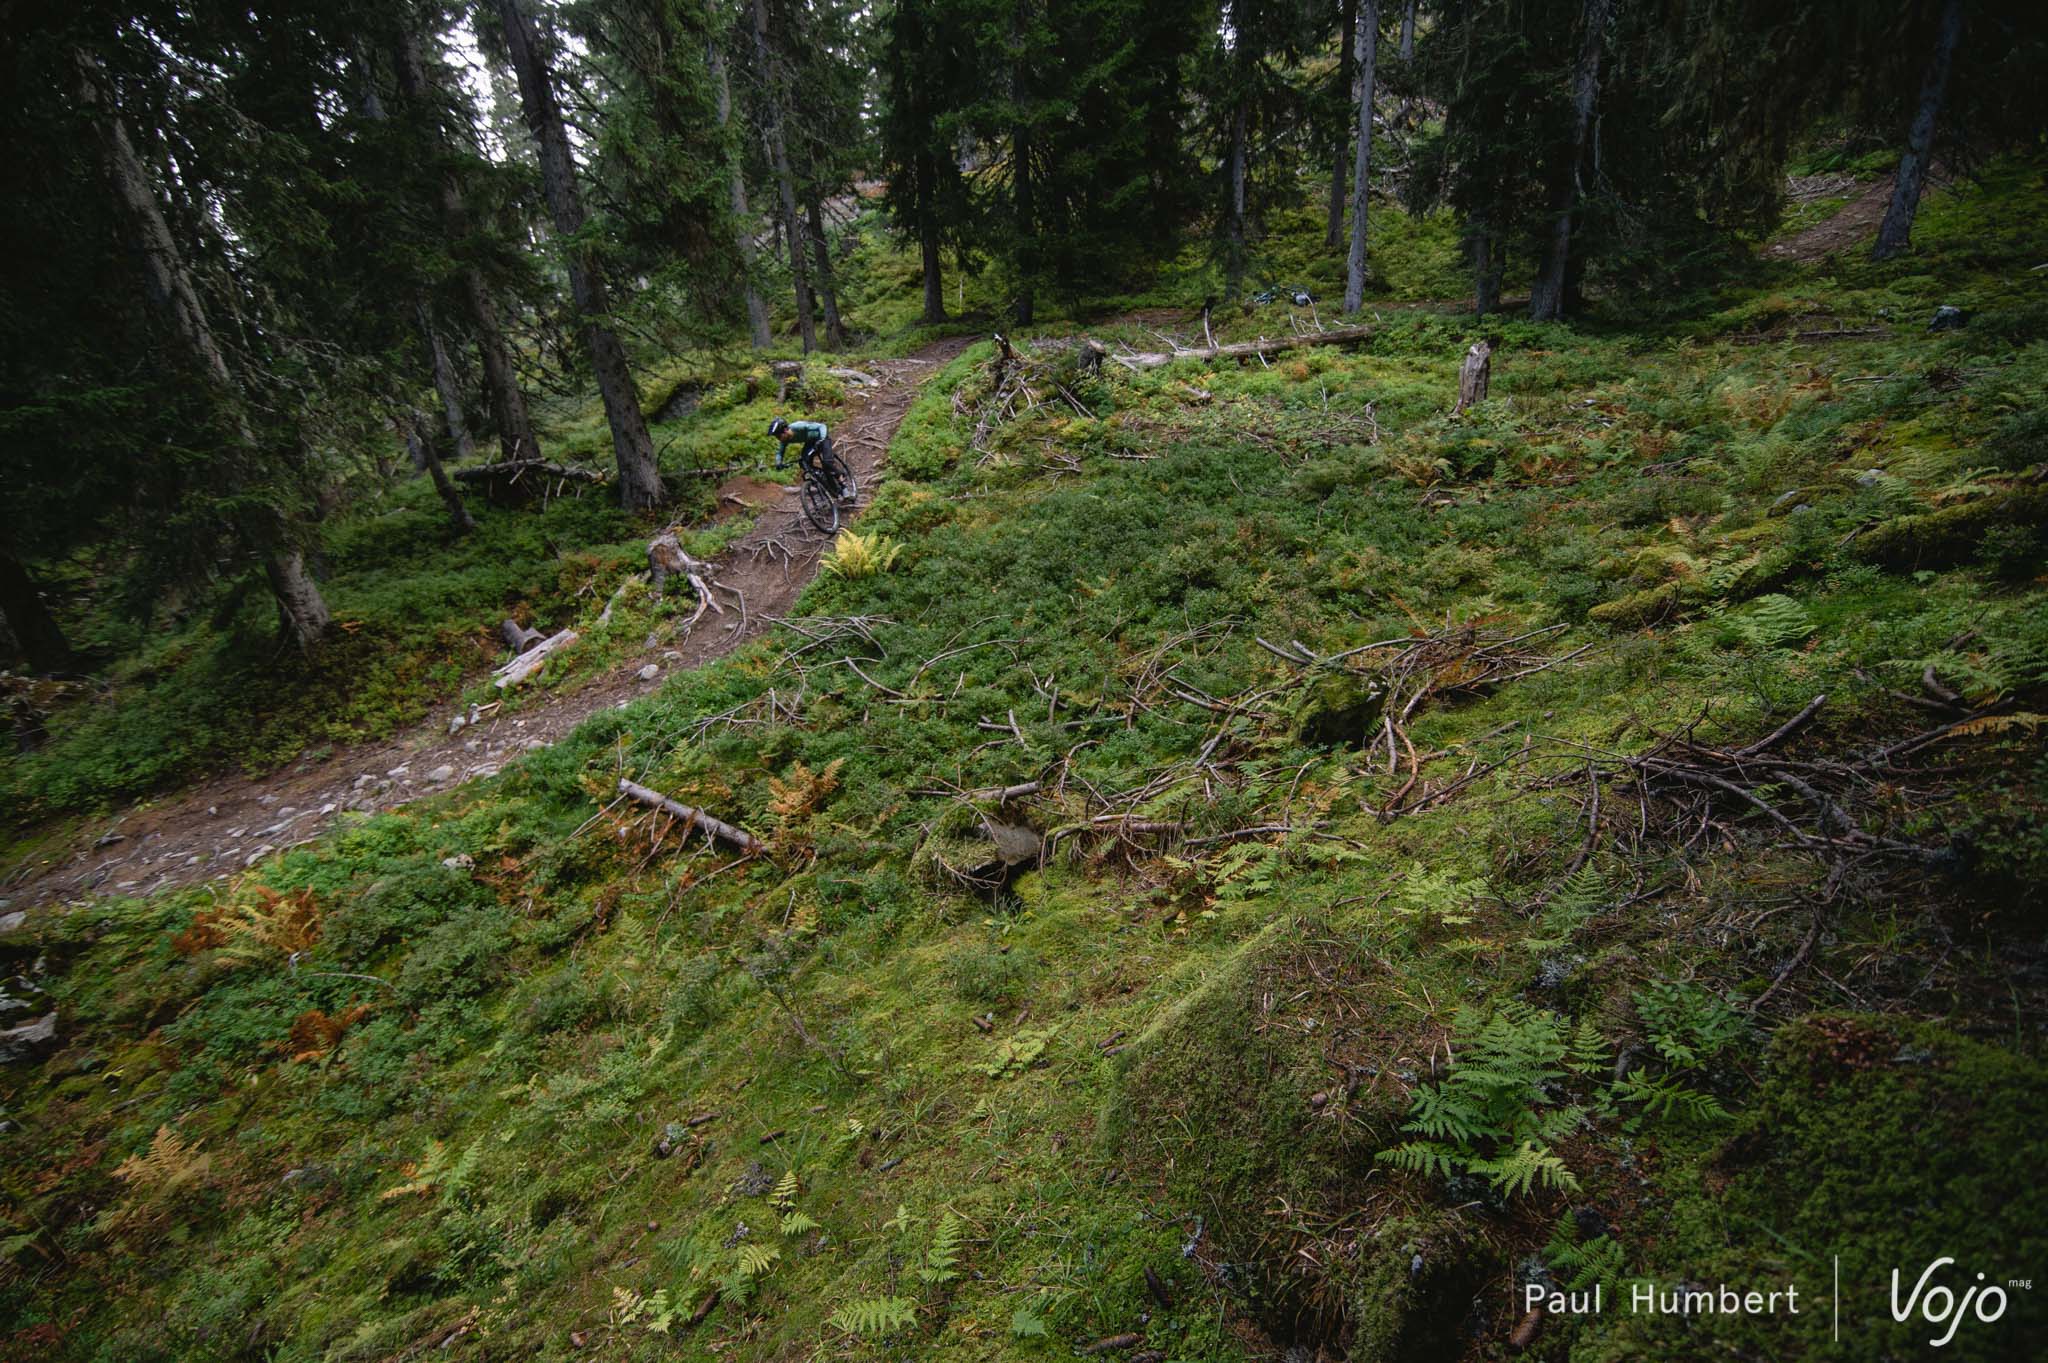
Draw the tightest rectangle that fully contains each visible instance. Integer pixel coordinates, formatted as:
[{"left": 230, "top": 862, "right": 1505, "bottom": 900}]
[{"left": 4, "top": 337, "right": 975, "bottom": 909}]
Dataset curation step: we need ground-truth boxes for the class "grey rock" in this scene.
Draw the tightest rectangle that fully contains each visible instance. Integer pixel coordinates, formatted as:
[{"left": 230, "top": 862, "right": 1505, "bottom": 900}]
[
  {"left": 386, "top": 766, "right": 409, "bottom": 778},
  {"left": 0, "top": 1010, "right": 58, "bottom": 1063},
  {"left": 257, "top": 794, "right": 278, "bottom": 807},
  {"left": 245, "top": 844, "right": 275, "bottom": 868},
  {"left": 0, "top": 911, "right": 24, "bottom": 935},
  {"left": 442, "top": 854, "right": 475, "bottom": 871},
  {"left": 426, "top": 764, "right": 456, "bottom": 783},
  {"left": 638, "top": 664, "right": 661, "bottom": 681},
  {"left": 1928, "top": 305, "right": 1966, "bottom": 332}
]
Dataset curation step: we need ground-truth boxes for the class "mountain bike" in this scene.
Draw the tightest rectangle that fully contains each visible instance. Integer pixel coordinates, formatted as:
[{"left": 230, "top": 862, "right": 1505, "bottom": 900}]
[{"left": 796, "top": 445, "right": 858, "bottom": 534}]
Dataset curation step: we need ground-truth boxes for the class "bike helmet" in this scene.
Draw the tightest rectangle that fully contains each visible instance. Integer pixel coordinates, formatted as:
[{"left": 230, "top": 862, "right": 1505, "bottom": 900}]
[{"left": 768, "top": 417, "right": 790, "bottom": 438}]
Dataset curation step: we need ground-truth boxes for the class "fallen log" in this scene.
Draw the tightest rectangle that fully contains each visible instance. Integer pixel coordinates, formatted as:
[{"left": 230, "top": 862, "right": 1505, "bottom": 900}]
[
  {"left": 618, "top": 779, "right": 767, "bottom": 854},
  {"left": 1107, "top": 322, "right": 1375, "bottom": 371},
  {"left": 493, "top": 627, "right": 578, "bottom": 688},
  {"left": 452, "top": 459, "right": 607, "bottom": 504}
]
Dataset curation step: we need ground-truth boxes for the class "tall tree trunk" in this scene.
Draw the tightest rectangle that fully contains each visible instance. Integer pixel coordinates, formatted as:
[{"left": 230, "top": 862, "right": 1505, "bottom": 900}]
[
  {"left": 1013, "top": 122, "right": 1035, "bottom": 327},
  {"left": 1472, "top": 216, "right": 1503, "bottom": 316},
  {"left": 807, "top": 197, "right": 846, "bottom": 348},
  {"left": 0, "top": 550, "right": 75, "bottom": 674},
  {"left": 1873, "top": 0, "right": 1964, "bottom": 261},
  {"left": 1399, "top": 0, "right": 1416, "bottom": 60},
  {"left": 415, "top": 317, "right": 481, "bottom": 533},
  {"left": 1327, "top": 0, "right": 1357, "bottom": 250},
  {"left": 76, "top": 47, "right": 330, "bottom": 646},
  {"left": 391, "top": 31, "right": 542, "bottom": 463},
  {"left": 494, "top": 0, "right": 665, "bottom": 509},
  {"left": 918, "top": 149, "right": 947, "bottom": 324},
  {"left": 749, "top": 0, "right": 814, "bottom": 352},
  {"left": 707, "top": 6, "right": 772, "bottom": 348},
  {"left": 401, "top": 407, "right": 477, "bottom": 533},
  {"left": 1344, "top": 0, "right": 1379, "bottom": 313},
  {"left": 1529, "top": 0, "right": 1612, "bottom": 322}
]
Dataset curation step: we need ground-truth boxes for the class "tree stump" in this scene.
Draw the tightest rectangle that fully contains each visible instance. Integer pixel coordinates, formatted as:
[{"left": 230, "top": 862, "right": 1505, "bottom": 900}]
[
  {"left": 1455, "top": 339, "right": 1493, "bottom": 414},
  {"left": 500, "top": 619, "right": 545, "bottom": 654}
]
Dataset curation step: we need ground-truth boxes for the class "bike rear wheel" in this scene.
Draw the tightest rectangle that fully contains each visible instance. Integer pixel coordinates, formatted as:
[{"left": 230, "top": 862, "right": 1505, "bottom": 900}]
[
  {"left": 820, "top": 448, "right": 857, "bottom": 501},
  {"left": 800, "top": 473, "right": 840, "bottom": 534}
]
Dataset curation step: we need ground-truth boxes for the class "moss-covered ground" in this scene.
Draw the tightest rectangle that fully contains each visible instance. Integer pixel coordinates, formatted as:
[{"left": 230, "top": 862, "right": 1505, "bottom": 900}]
[{"left": 3, "top": 164, "right": 2046, "bottom": 1361}]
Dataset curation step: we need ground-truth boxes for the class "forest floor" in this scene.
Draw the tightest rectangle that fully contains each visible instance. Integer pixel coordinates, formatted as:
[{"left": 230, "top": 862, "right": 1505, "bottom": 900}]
[{"left": 1, "top": 338, "right": 973, "bottom": 911}]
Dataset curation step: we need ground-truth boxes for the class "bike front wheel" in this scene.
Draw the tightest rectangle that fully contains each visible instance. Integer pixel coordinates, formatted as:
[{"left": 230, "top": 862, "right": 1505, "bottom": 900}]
[{"left": 800, "top": 474, "right": 841, "bottom": 534}]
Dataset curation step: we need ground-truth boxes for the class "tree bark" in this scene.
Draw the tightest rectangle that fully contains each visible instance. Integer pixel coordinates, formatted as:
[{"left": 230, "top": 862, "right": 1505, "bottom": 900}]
[
  {"left": 0, "top": 550, "right": 75, "bottom": 674},
  {"left": 916, "top": 151, "right": 947, "bottom": 323},
  {"left": 1455, "top": 339, "right": 1492, "bottom": 413},
  {"left": 1872, "top": 0, "right": 1964, "bottom": 261},
  {"left": 1472, "top": 210, "right": 1502, "bottom": 315},
  {"left": 403, "top": 390, "right": 477, "bottom": 534},
  {"left": 1327, "top": 0, "right": 1357, "bottom": 250},
  {"left": 806, "top": 197, "right": 846, "bottom": 349},
  {"left": 1225, "top": 31, "right": 1250, "bottom": 296},
  {"left": 1013, "top": 123, "right": 1035, "bottom": 327},
  {"left": 1399, "top": 0, "right": 1416, "bottom": 60},
  {"left": 77, "top": 47, "right": 330, "bottom": 647},
  {"left": 707, "top": 6, "right": 772, "bottom": 348},
  {"left": 493, "top": 0, "right": 665, "bottom": 509},
  {"left": 394, "top": 29, "right": 543, "bottom": 463},
  {"left": 1344, "top": 0, "right": 1379, "bottom": 313},
  {"left": 749, "top": 0, "right": 814, "bottom": 352},
  {"left": 1529, "top": 0, "right": 1612, "bottom": 322}
]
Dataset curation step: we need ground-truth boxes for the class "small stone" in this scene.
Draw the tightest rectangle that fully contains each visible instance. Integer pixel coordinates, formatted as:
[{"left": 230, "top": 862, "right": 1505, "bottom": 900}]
[
  {"left": 442, "top": 854, "right": 475, "bottom": 871},
  {"left": 1928, "top": 305, "right": 1966, "bottom": 332},
  {"left": 278, "top": 806, "right": 296, "bottom": 818},
  {"left": 245, "top": 844, "right": 275, "bottom": 868},
  {"left": 448, "top": 714, "right": 467, "bottom": 735},
  {"left": 638, "top": 664, "right": 661, "bottom": 681},
  {"left": 319, "top": 802, "right": 336, "bottom": 816},
  {"left": 0, "top": 911, "right": 24, "bottom": 934},
  {"left": 426, "top": 764, "right": 456, "bottom": 783},
  {"left": 354, "top": 774, "right": 374, "bottom": 788},
  {"left": 257, "top": 794, "right": 278, "bottom": 807},
  {"left": 186, "top": 856, "right": 202, "bottom": 867},
  {"left": 386, "top": 766, "right": 409, "bottom": 778},
  {"left": 207, "top": 805, "right": 220, "bottom": 817}
]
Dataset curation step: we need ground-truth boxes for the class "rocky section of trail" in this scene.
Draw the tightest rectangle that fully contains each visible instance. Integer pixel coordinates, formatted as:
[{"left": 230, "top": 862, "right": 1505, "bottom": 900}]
[{"left": 2, "top": 338, "right": 973, "bottom": 910}]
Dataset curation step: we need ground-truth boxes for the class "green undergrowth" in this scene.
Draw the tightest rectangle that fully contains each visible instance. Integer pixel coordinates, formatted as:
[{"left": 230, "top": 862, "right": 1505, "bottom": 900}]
[{"left": 4, "top": 166, "right": 2047, "bottom": 1362}]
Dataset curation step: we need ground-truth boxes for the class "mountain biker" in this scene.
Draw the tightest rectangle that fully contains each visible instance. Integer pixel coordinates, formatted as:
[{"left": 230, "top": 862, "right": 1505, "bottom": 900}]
[{"left": 768, "top": 417, "right": 842, "bottom": 493}]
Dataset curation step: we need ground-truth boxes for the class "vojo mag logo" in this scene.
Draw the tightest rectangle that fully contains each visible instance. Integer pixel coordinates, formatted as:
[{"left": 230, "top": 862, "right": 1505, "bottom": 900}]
[{"left": 1890, "top": 1257, "right": 2025, "bottom": 1350}]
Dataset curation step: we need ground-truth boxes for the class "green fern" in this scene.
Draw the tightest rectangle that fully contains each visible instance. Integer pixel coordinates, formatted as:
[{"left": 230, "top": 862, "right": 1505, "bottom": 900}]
[
  {"left": 1546, "top": 1213, "right": 1626, "bottom": 1291},
  {"left": 779, "top": 1210, "right": 820, "bottom": 1237},
  {"left": 770, "top": 1168, "right": 801, "bottom": 1211},
  {"left": 1567, "top": 1017, "right": 1611, "bottom": 1078},
  {"left": 1734, "top": 593, "right": 1815, "bottom": 649},
  {"left": 1375, "top": 1003, "right": 1587, "bottom": 1199},
  {"left": 1469, "top": 1140, "right": 1581, "bottom": 1197},
  {"left": 1010, "top": 1304, "right": 1049, "bottom": 1338},
  {"left": 1527, "top": 864, "right": 1611, "bottom": 951},
  {"left": 918, "top": 1210, "right": 965, "bottom": 1284},
  {"left": 1614, "top": 1071, "right": 1730, "bottom": 1125},
  {"left": 1634, "top": 979, "right": 1746, "bottom": 1067},
  {"left": 829, "top": 1296, "right": 918, "bottom": 1336}
]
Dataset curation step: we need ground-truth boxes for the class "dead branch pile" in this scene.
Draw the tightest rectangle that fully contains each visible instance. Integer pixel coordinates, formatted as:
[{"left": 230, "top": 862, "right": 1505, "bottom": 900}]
[
  {"left": 1572, "top": 694, "right": 1957, "bottom": 883},
  {"left": 618, "top": 779, "right": 767, "bottom": 854},
  {"left": 955, "top": 334, "right": 1101, "bottom": 460},
  {"left": 1259, "top": 621, "right": 1590, "bottom": 820}
]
